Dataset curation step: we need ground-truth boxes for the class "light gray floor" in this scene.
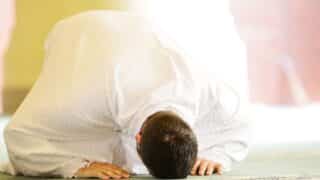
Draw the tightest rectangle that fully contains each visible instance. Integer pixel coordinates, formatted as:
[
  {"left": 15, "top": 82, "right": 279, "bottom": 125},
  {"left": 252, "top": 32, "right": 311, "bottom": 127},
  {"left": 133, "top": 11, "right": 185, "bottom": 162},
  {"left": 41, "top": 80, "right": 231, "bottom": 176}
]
[{"left": 1, "top": 117, "right": 320, "bottom": 179}]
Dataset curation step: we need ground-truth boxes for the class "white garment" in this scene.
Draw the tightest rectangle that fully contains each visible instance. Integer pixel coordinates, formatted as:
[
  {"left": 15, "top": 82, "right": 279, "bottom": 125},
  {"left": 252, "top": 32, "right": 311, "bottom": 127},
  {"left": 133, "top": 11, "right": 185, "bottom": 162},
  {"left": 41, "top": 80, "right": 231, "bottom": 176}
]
[{"left": 1, "top": 10, "right": 250, "bottom": 178}]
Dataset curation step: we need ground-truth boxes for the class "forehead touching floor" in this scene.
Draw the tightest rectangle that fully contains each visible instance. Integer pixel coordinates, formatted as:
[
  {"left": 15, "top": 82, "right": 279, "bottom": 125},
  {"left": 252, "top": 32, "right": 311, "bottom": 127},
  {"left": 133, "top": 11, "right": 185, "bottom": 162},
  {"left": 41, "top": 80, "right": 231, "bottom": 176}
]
[{"left": 1, "top": 117, "right": 320, "bottom": 180}]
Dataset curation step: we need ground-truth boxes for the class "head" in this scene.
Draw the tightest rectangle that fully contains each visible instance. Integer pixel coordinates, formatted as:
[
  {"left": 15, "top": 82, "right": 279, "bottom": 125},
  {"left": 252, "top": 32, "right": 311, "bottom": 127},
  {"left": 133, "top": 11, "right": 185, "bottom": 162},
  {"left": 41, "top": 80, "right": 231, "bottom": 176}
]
[{"left": 135, "top": 111, "right": 198, "bottom": 179}]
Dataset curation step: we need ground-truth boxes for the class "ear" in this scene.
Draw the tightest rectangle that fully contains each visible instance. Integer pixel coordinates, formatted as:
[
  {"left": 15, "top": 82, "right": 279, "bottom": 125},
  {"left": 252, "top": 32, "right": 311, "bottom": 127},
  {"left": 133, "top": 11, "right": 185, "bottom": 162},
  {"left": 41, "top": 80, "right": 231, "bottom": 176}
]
[{"left": 135, "top": 133, "right": 142, "bottom": 144}]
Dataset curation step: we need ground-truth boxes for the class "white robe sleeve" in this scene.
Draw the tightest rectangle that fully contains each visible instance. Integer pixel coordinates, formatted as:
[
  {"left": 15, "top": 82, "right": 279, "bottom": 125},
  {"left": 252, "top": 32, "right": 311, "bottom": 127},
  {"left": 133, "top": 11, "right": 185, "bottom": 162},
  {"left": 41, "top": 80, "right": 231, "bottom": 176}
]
[
  {"left": 194, "top": 81, "right": 251, "bottom": 172},
  {"left": 3, "top": 127, "right": 92, "bottom": 178}
]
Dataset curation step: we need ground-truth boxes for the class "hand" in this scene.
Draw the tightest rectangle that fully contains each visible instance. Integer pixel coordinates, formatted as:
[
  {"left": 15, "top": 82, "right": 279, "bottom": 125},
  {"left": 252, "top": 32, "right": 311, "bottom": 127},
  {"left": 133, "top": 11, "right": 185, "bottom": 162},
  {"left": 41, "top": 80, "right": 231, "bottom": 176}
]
[
  {"left": 75, "top": 161, "right": 130, "bottom": 179},
  {"left": 190, "top": 158, "right": 222, "bottom": 176}
]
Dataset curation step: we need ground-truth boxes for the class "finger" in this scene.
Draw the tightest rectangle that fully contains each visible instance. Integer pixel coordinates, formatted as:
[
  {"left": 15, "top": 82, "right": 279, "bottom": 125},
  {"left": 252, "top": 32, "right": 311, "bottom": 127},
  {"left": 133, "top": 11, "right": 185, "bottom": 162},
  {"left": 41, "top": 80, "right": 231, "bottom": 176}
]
[
  {"left": 214, "top": 164, "right": 222, "bottom": 175},
  {"left": 106, "top": 168, "right": 123, "bottom": 177},
  {"left": 103, "top": 171, "right": 122, "bottom": 179},
  {"left": 198, "top": 161, "right": 209, "bottom": 176},
  {"left": 191, "top": 159, "right": 201, "bottom": 175},
  {"left": 105, "top": 166, "right": 129, "bottom": 178},
  {"left": 98, "top": 164, "right": 127, "bottom": 178},
  {"left": 112, "top": 169, "right": 130, "bottom": 178},
  {"left": 111, "top": 167, "right": 130, "bottom": 178},
  {"left": 206, "top": 163, "right": 214, "bottom": 176},
  {"left": 106, "top": 164, "right": 130, "bottom": 176},
  {"left": 98, "top": 172, "right": 110, "bottom": 180}
]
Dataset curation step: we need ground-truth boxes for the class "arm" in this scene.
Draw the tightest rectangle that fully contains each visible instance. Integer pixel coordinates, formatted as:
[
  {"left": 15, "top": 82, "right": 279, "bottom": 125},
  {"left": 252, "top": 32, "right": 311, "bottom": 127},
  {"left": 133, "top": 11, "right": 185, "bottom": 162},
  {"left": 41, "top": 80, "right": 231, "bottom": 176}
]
[
  {"left": 192, "top": 81, "right": 251, "bottom": 175},
  {"left": 4, "top": 128, "right": 130, "bottom": 179}
]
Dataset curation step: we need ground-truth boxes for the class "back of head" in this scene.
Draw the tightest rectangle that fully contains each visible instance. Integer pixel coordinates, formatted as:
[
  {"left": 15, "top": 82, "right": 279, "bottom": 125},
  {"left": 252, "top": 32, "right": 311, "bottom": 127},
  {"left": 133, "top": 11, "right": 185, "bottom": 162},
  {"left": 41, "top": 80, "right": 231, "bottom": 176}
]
[{"left": 139, "top": 111, "right": 198, "bottom": 178}]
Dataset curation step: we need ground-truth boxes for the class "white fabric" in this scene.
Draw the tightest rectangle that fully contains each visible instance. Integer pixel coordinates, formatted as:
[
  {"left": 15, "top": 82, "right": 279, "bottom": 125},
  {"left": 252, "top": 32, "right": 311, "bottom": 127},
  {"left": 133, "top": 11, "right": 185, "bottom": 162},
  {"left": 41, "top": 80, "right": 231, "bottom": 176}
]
[{"left": 0, "top": 10, "right": 250, "bottom": 178}]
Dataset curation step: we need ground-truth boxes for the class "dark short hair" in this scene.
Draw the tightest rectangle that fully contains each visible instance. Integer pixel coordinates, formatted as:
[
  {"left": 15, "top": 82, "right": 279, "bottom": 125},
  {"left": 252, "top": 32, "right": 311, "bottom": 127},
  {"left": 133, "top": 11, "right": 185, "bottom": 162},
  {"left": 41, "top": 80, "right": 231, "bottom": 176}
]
[{"left": 139, "top": 111, "right": 198, "bottom": 179}]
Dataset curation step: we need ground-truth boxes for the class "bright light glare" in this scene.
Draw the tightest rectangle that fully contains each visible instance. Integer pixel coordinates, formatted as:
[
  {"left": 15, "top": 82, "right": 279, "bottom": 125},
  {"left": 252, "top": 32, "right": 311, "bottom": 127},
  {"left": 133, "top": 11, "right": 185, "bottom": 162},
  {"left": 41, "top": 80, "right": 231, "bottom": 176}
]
[{"left": 145, "top": 0, "right": 248, "bottom": 99}]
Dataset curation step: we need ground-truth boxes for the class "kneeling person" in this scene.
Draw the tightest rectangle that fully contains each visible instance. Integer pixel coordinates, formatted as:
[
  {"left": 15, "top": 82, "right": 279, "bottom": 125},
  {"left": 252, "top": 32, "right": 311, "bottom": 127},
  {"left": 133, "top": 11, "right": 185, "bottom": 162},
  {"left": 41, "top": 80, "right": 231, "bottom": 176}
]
[{"left": 2, "top": 11, "right": 250, "bottom": 179}]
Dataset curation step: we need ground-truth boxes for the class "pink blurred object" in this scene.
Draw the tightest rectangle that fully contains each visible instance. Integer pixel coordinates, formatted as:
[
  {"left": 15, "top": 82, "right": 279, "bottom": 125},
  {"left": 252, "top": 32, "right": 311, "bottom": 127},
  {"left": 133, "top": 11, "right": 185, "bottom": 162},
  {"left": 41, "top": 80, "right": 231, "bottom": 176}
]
[
  {"left": 0, "top": 0, "right": 15, "bottom": 58},
  {"left": 230, "top": 0, "right": 320, "bottom": 105},
  {"left": 0, "top": 0, "right": 15, "bottom": 112}
]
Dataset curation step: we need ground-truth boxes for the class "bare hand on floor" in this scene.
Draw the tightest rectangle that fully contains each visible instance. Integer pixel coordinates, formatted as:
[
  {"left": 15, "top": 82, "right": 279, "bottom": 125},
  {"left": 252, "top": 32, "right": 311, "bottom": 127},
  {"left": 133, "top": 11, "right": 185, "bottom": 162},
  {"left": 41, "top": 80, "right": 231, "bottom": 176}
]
[
  {"left": 190, "top": 158, "right": 222, "bottom": 176},
  {"left": 75, "top": 161, "right": 130, "bottom": 179}
]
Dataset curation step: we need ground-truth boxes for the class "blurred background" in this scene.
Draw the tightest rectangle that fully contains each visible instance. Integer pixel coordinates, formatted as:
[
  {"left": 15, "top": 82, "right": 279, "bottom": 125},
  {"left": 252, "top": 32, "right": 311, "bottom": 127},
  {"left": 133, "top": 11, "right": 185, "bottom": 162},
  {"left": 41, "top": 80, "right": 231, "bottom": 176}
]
[{"left": 0, "top": 0, "right": 319, "bottom": 146}]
